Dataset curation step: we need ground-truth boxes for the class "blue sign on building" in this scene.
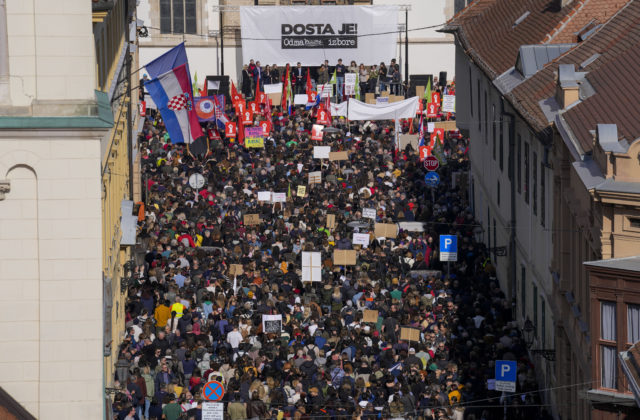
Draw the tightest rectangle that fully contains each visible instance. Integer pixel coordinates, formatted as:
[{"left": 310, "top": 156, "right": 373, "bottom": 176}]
[
  {"left": 439, "top": 235, "right": 457, "bottom": 262},
  {"left": 495, "top": 360, "right": 517, "bottom": 392}
]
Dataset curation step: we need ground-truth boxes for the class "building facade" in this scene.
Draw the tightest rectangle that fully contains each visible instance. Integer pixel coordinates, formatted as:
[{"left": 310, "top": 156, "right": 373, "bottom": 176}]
[
  {"left": 136, "top": 0, "right": 456, "bottom": 88},
  {"left": 0, "top": 0, "right": 139, "bottom": 418},
  {"left": 444, "top": 0, "right": 640, "bottom": 418}
]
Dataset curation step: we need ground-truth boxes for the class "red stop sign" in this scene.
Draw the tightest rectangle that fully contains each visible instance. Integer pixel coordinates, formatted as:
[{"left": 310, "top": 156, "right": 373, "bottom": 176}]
[{"left": 424, "top": 156, "right": 439, "bottom": 171}]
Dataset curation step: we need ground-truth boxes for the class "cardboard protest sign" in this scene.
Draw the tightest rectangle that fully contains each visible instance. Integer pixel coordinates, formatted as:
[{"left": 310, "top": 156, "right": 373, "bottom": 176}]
[
  {"left": 400, "top": 327, "right": 421, "bottom": 342},
  {"left": 329, "top": 151, "right": 349, "bottom": 161},
  {"left": 353, "top": 233, "right": 370, "bottom": 247},
  {"left": 415, "top": 85, "right": 425, "bottom": 99},
  {"left": 272, "top": 192, "right": 286, "bottom": 203},
  {"left": 244, "top": 127, "right": 264, "bottom": 148},
  {"left": 311, "top": 124, "right": 324, "bottom": 141},
  {"left": 301, "top": 251, "right": 322, "bottom": 282},
  {"left": 297, "top": 186, "right": 306, "bottom": 197},
  {"left": 390, "top": 95, "right": 404, "bottom": 103},
  {"left": 225, "top": 122, "right": 237, "bottom": 138},
  {"left": 381, "top": 91, "right": 389, "bottom": 97},
  {"left": 243, "top": 214, "right": 261, "bottom": 225},
  {"left": 262, "top": 314, "right": 282, "bottom": 333},
  {"left": 398, "top": 134, "right": 418, "bottom": 151},
  {"left": 267, "top": 92, "right": 281, "bottom": 106},
  {"left": 363, "top": 309, "right": 379, "bottom": 323},
  {"left": 365, "top": 92, "right": 375, "bottom": 104},
  {"left": 228, "top": 264, "right": 244, "bottom": 276},
  {"left": 362, "top": 208, "right": 376, "bottom": 220},
  {"left": 434, "top": 121, "right": 457, "bottom": 131},
  {"left": 374, "top": 223, "right": 398, "bottom": 238},
  {"left": 326, "top": 214, "right": 336, "bottom": 229},
  {"left": 308, "top": 171, "right": 322, "bottom": 185},
  {"left": 257, "top": 191, "right": 271, "bottom": 201},
  {"left": 333, "top": 249, "right": 357, "bottom": 266},
  {"left": 313, "top": 146, "right": 331, "bottom": 159}
]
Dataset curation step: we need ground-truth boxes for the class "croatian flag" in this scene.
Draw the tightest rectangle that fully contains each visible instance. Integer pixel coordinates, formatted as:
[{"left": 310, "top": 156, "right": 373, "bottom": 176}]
[
  {"left": 213, "top": 95, "right": 228, "bottom": 130},
  {"left": 144, "top": 43, "right": 203, "bottom": 144},
  {"left": 305, "top": 84, "right": 326, "bottom": 111},
  {"left": 145, "top": 64, "right": 204, "bottom": 144}
]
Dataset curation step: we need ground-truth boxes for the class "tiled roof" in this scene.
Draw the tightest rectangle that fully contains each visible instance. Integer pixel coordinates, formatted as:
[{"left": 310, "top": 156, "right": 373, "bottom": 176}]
[
  {"left": 544, "top": 0, "right": 629, "bottom": 44},
  {"left": 505, "top": 0, "right": 638, "bottom": 152},
  {"left": 443, "top": 0, "right": 576, "bottom": 79}
]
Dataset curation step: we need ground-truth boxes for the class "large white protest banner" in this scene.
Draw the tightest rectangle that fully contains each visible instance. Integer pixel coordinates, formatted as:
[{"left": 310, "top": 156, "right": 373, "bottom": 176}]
[
  {"left": 348, "top": 97, "right": 419, "bottom": 121},
  {"left": 240, "top": 6, "right": 398, "bottom": 66}
]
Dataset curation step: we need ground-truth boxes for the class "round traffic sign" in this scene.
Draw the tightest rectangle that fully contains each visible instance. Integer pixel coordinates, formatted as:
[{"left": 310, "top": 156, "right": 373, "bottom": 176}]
[
  {"left": 424, "top": 156, "right": 439, "bottom": 171},
  {"left": 424, "top": 172, "right": 440, "bottom": 187},
  {"left": 188, "top": 173, "right": 206, "bottom": 189},
  {"left": 202, "top": 380, "right": 225, "bottom": 402}
]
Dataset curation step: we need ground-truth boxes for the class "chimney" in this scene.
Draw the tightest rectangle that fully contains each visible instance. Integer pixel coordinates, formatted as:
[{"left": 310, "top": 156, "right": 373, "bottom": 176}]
[
  {"left": 554, "top": 0, "right": 572, "bottom": 10},
  {"left": 556, "top": 64, "right": 580, "bottom": 108}
]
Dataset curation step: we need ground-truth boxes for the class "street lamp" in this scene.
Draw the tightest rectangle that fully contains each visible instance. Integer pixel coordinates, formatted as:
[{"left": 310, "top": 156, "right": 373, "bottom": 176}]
[{"left": 523, "top": 318, "right": 556, "bottom": 361}]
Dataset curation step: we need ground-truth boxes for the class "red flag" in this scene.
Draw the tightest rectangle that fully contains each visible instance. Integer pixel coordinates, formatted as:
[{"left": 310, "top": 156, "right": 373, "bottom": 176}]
[
  {"left": 237, "top": 120, "right": 245, "bottom": 145},
  {"left": 231, "top": 81, "right": 239, "bottom": 97},
  {"left": 282, "top": 64, "right": 290, "bottom": 110},
  {"left": 306, "top": 70, "right": 312, "bottom": 94},
  {"left": 263, "top": 94, "right": 272, "bottom": 119},
  {"left": 231, "top": 81, "right": 242, "bottom": 104}
]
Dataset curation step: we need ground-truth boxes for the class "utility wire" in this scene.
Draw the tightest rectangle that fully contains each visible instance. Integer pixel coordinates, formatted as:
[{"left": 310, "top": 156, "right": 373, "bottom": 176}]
[{"left": 141, "top": 23, "right": 446, "bottom": 41}]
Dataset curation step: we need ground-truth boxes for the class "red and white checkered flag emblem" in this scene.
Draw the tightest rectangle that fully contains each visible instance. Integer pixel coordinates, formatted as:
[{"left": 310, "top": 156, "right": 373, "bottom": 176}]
[{"left": 167, "top": 94, "right": 187, "bottom": 110}]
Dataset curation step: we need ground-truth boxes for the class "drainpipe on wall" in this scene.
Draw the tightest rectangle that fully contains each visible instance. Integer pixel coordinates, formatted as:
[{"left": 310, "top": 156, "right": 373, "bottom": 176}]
[
  {"left": 0, "top": 0, "right": 11, "bottom": 105},
  {"left": 502, "top": 99, "right": 517, "bottom": 311}
]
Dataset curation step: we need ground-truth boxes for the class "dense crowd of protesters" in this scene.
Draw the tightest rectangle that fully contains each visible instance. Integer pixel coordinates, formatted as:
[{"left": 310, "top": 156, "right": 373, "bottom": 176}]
[
  {"left": 112, "top": 75, "right": 552, "bottom": 420},
  {"left": 241, "top": 59, "right": 405, "bottom": 101}
]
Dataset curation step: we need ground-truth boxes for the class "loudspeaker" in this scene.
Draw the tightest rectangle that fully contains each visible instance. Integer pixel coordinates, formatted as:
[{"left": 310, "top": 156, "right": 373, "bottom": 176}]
[
  {"left": 408, "top": 74, "right": 433, "bottom": 96},
  {"left": 205, "top": 75, "right": 230, "bottom": 101},
  {"left": 439, "top": 72, "right": 447, "bottom": 87}
]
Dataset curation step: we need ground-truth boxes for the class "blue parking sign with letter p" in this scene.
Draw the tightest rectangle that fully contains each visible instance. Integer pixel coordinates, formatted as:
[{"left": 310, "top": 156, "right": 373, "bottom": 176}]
[
  {"left": 495, "top": 360, "right": 517, "bottom": 392},
  {"left": 439, "top": 235, "right": 457, "bottom": 262}
]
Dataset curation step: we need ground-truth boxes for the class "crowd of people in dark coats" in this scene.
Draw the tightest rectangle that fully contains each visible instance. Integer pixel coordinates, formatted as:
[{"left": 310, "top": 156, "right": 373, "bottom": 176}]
[{"left": 110, "top": 79, "right": 552, "bottom": 420}]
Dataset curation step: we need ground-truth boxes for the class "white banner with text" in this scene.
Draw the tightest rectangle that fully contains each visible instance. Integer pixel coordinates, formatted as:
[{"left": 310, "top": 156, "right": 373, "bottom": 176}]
[{"left": 240, "top": 6, "right": 398, "bottom": 66}]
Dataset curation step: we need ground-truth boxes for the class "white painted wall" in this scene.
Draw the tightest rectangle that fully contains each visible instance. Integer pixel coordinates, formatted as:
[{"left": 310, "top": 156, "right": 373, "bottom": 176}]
[
  {"left": 0, "top": 134, "right": 103, "bottom": 420},
  {"left": 458, "top": 43, "right": 554, "bottom": 318},
  {"left": 6, "top": 0, "right": 96, "bottom": 106}
]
